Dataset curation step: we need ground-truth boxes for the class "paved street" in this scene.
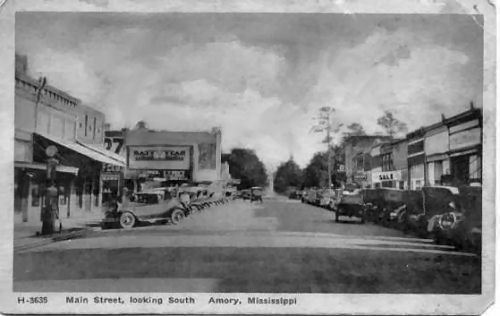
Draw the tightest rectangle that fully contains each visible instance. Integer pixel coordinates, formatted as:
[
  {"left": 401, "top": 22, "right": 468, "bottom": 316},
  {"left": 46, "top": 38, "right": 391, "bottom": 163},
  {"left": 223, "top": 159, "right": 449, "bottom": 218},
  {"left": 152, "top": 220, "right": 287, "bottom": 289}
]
[{"left": 14, "top": 198, "right": 481, "bottom": 293}]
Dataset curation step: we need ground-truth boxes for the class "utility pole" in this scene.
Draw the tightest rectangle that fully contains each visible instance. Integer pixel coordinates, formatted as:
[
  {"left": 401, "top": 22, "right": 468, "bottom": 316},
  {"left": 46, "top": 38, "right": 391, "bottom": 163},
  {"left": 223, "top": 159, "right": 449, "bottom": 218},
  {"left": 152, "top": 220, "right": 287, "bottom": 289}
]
[
  {"left": 311, "top": 106, "right": 342, "bottom": 189},
  {"left": 326, "top": 111, "right": 333, "bottom": 189}
]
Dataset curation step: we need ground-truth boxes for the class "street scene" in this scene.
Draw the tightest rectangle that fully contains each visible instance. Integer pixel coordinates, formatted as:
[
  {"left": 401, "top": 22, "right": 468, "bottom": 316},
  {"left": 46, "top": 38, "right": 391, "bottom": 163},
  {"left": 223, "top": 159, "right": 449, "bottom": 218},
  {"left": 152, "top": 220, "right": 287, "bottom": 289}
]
[{"left": 13, "top": 12, "right": 484, "bottom": 294}]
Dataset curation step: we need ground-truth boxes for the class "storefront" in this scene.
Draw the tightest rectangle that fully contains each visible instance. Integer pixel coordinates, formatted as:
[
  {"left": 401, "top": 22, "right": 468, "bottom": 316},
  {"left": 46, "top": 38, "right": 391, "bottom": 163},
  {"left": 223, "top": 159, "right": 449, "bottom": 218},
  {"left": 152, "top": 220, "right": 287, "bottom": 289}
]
[
  {"left": 123, "top": 127, "right": 222, "bottom": 191},
  {"left": 14, "top": 133, "right": 126, "bottom": 223},
  {"left": 446, "top": 111, "right": 482, "bottom": 185},
  {"left": 424, "top": 124, "right": 450, "bottom": 186},
  {"left": 407, "top": 130, "right": 425, "bottom": 190}
]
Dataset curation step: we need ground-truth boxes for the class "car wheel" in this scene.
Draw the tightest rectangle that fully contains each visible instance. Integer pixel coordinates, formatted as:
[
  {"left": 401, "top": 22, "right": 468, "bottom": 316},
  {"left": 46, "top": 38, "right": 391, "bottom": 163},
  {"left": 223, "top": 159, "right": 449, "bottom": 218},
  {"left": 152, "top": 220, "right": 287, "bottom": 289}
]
[
  {"left": 119, "top": 212, "right": 136, "bottom": 229},
  {"left": 170, "top": 208, "right": 185, "bottom": 225}
]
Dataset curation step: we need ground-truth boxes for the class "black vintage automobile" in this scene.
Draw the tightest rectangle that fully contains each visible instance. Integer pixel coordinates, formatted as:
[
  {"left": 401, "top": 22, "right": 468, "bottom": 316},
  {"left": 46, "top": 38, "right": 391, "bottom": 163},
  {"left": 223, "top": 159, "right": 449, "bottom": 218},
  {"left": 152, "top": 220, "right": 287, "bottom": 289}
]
[
  {"left": 101, "top": 188, "right": 190, "bottom": 229},
  {"left": 429, "top": 186, "right": 482, "bottom": 251},
  {"left": 250, "top": 186, "right": 263, "bottom": 203},
  {"left": 332, "top": 189, "right": 366, "bottom": 223},
  {"left": 377, "top": 188, "right": 407, "bottom": 227}
]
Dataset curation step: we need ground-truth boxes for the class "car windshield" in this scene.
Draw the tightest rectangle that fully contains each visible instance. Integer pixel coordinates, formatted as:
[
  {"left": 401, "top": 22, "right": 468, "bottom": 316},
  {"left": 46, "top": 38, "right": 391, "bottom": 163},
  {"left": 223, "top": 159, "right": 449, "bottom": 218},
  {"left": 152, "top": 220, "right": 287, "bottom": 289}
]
[{"left": 135, "top": 194, "right": 159, "bottom": 204}]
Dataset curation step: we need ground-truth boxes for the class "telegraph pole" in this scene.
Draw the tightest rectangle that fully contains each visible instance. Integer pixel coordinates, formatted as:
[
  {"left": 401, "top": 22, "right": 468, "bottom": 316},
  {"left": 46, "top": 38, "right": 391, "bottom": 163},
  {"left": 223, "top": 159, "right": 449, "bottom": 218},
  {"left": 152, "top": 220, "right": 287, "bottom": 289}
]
[{"left": 326, "top": 111, "right": 333, "bottom": 189}]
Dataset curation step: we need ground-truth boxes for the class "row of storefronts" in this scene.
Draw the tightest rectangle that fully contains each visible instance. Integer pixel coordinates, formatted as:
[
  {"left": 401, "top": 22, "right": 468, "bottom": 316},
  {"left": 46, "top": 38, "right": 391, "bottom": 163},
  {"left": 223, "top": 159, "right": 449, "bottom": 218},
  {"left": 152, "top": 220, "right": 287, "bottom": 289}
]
[
  {"left": 14, "top": 55, "right": 126, "bottom": 224},
  {"left": 14, "top": 54, "right": 226, "bottom": 225},
  {"left": 345, "top": 105, "right": 482, "bottom": 190}
]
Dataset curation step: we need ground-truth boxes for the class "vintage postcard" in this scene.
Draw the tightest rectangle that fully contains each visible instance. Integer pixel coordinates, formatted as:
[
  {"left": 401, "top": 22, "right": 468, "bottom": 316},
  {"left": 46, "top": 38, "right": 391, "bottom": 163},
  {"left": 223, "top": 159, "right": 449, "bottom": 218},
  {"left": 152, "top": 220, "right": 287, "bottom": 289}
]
[{"left": 0, "top": 0, "right": 496, "bottom": 314}]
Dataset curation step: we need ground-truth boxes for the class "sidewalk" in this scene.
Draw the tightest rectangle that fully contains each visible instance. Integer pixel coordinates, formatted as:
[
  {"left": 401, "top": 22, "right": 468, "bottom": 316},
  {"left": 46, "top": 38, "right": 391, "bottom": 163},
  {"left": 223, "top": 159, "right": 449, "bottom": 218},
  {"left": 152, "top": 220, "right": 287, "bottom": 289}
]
[{"left": 14, "top": 213, "right": 102, "bottom": 252}]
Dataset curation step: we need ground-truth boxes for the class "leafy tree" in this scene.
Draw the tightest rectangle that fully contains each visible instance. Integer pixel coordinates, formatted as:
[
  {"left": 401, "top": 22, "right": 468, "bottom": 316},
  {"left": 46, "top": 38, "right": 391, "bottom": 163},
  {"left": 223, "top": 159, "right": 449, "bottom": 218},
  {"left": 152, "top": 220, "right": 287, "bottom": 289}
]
[
  {"left": 377, "top": 110, "right": 408, "bottom": 138},
  {"left": 226, "top": 148, "right": 268, "bottom": 189},
  {"left": 274, "top": 157, "right": 303, "bottom": 193},
  {"left": 303, "top": 146, "right": 346, "bottom": 188},
  {"left": 345, "top": 123, "right": 366, "bottom": 137}
]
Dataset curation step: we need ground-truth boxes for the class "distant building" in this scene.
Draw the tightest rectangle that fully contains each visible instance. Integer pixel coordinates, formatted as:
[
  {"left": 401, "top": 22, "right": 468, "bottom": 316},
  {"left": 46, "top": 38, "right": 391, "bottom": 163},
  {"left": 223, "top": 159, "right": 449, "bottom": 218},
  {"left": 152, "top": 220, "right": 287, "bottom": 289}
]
[
  {"left": 103, "top": 125, "right": 223, "bottom": 192},
  {"left": 344, "top": 135, "right": 392, "bottom": 188},
  {"left": 371, "top": 139, "right": 408, "bottom": 189}
]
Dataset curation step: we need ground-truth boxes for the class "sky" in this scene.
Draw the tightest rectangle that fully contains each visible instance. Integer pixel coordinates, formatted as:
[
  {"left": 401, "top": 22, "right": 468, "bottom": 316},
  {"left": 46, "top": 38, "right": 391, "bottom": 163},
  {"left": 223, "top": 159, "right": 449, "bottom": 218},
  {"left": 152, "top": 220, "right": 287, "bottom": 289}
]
[{"left": 15, "top": 13, "right": 483, "bottom": 169}]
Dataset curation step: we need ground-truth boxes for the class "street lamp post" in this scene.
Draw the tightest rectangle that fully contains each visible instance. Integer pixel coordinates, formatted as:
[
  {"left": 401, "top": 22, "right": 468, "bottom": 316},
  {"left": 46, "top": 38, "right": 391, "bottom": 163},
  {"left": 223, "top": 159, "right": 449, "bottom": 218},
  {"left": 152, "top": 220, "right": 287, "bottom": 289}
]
[{"left": 41, "top": 145, "right": 59, "bottom": 235}]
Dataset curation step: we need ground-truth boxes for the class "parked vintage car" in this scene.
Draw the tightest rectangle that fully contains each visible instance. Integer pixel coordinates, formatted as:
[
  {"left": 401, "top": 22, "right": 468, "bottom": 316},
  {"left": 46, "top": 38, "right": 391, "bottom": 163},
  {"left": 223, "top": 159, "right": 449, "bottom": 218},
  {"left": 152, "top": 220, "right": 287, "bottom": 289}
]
[
  {"left": 238, "top": 189, "right": 252, "bottom": 200},
  {"left": 250, "top": 186, "right": 264, "bottom": 202},
  {"left": 332, "top": 189, "right": 366, "bottom": 223},
  {"left": 429, "top": 185, "right": 482, "bottom": 251},
  {"left": 422, "top": 186, "right": 461, "bottom": 242},
  {"left": 101, "top": 188, "right": 189, "bottom": 229},
  {"left": 377, "top": 188, "right": 407, "bottom": 228},
  {"left": 396, "top": 190, "right": 424, "bottom": 233},
  {"left": 318, "top": 188, "right": 335, "bottom": 208},
  {"left": 304, "top": 188, "right": 319, "bottom": 205},
  {"left": 288, "top": 190, "right": 303, "bottom": 200}
]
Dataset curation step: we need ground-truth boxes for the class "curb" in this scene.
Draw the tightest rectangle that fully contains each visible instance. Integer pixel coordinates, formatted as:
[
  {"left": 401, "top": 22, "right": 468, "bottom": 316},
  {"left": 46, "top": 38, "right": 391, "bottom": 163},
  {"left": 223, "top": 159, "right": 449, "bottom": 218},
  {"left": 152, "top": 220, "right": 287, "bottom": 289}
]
[{"left": 14, "top": 227, "right": 93, "bottom": 253}]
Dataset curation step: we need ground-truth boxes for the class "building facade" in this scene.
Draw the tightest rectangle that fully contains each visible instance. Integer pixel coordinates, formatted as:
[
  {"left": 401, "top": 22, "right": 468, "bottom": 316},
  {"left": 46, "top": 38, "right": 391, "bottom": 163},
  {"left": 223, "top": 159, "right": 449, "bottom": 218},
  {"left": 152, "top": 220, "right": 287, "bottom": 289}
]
[
  {"left": 113, "top": 125, "right": 222, "bottom": 192},
  {"left": 443, "top": 107, "right": 482, "bottom": 186},
  {"left": 14, "top": 54, "right": 124, "bottom": 224},
  {"left": 371, "top": 139, "right": 408, "bottom": 189},
  {"left": 344, "top": 135, "right": 392, "bottom": 188},
  {"left": 407, "top": 106, "right": 482, "bottom": 190}
]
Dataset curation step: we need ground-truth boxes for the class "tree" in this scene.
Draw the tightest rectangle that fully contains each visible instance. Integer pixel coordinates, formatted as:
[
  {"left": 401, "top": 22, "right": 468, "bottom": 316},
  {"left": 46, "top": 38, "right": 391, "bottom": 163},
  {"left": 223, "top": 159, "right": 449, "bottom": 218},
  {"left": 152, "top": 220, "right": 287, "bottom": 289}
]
[
  {"left": 310, "top": 106, "right": 343, "bottom": 188},
  {"left": 226, "top": 148, "right": 268, "bottom": 189},
  {"left": 376, "top": 110, "right": 408, "bottom": 138},
  {"left": 345, "top": 123, "right": 366, "bottom": 136},
  {"left": 273, "top": 157, "right": 303, "bottom": 194},
  {"left": 303, "top": 147, "right": 346, "bottom": 188}
]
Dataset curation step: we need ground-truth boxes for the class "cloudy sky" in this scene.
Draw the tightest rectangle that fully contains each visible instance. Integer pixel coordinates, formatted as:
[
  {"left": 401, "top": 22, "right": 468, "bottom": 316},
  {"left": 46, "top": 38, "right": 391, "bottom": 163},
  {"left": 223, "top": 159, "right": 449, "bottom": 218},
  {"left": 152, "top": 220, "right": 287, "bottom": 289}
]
[{"left": 16, "top": 13, "right": 483, "bottom": 169}]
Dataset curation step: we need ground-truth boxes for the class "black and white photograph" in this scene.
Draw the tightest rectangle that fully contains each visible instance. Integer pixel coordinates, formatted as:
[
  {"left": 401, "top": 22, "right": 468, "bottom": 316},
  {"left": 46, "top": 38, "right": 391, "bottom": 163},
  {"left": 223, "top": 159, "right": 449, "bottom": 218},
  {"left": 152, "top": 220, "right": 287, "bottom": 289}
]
[{"left": 0, "top": 0, "right": 496, "bottom": 314}]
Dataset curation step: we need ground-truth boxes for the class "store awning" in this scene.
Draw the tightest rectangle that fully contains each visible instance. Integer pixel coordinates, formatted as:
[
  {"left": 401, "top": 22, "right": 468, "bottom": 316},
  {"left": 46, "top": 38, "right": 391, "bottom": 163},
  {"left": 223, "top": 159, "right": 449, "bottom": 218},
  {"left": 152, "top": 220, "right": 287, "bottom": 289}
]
[
  {"left": 15, "top": 161, "right": 79, "bottom": 174},
  {"left": 36, "top": 133, "right": 126, "bottom": 167},
  {"left": 76, "top": 141, "right": 126, "bottom": 166}
]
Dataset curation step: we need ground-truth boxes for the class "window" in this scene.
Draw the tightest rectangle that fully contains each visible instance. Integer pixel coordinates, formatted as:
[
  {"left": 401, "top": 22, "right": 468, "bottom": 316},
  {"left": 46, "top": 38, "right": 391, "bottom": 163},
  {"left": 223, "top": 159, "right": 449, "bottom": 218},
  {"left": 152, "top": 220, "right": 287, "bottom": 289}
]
[{"left": 84, "top": 115, "right": 88, "bottom": 136}]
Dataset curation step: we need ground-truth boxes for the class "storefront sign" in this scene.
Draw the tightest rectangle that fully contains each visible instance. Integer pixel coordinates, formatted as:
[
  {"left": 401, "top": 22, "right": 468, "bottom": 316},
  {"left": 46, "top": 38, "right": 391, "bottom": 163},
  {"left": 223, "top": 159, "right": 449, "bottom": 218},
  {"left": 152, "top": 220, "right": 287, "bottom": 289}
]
[
  {"left": 104, "top": 135, "right": 125, "bottom": 156},
  {"left": 425, "top": 130, "right": 448, "bottom": 156},
  {"left": 128, "top": 146, "right": 191, "bottom": 170},
  {"left": 449, "top": 127, "right": 481, "bottom": 151},
  {"left": 372, "top": 170, "right": 402, "bottom": 183},
  {"left": 164, "top": 170, "right": 188, "bottom": 180},
  {"left": 353, "top": 172, "right": 368, "bottom": 181},
  {"left": 132, "top": 169, "right": 189, "bottom": 181},
  {"left": 102, "top": 173, "right": 120, "bottom": 181},
  {"left": 103, "top": 164, "right": 122, "bottom": 173}
]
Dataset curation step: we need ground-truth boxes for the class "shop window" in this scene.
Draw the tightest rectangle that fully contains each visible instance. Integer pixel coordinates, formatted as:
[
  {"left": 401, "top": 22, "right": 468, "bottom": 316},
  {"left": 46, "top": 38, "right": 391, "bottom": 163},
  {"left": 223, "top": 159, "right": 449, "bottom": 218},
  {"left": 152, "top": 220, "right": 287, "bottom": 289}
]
[
  {"left": 31, "top": 184, "right": 40, "bottom": 207},
  {"left": 399, "top": 181, "right": 404, "bottom": 189},
  {"left": 59, "top": 186, "right": 66, "bottom": 205},
  {"left": 415, "top": 180, "right": 422, "bottom": 190},
  {"left": 469, "top": 155, "right": 482, "bottom": 182}
]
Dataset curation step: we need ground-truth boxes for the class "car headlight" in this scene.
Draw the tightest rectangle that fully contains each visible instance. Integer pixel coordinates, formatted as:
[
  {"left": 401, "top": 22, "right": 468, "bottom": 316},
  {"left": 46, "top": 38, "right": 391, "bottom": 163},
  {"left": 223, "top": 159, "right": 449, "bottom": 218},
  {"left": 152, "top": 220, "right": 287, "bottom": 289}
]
[{"left": 439, "top": 212, "right": 459, "bottom": 230}]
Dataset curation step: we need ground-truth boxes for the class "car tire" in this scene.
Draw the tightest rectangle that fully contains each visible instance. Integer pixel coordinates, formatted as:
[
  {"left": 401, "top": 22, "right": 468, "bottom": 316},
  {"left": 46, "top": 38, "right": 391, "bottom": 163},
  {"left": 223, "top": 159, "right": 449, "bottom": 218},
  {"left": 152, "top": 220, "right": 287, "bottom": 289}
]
[
  {"left": 170, "top": 208, "right": 185, "bottom": 225},
  {"left": 119, "top": 211, "right": 136, "bottom": 229}
]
